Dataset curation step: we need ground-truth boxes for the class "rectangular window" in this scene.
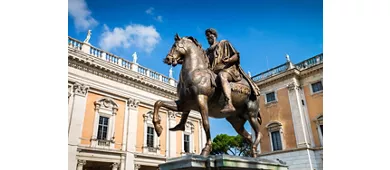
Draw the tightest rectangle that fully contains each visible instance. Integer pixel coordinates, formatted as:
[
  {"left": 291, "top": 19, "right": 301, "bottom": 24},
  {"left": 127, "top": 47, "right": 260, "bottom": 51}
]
[
  {"left": 184, "top": 134, "right": 190, "bottom": 153},
  {"left": 271, "top": 131, "right": 282, "bottom": 151},
  {"left": 311, "top": 81, "right": 323, "bottom": 93},
  {"left": 266, "top": 92, "right": 276, "bottom": 103},
  {"left": 147, "top": 127, "right": 154, "bottom": 147},
  {"left": 320, "top": 124, "right": 323, "bottom": 135},
  {"left": 97, "top": 116, "right": 109, "bottom": 140}
]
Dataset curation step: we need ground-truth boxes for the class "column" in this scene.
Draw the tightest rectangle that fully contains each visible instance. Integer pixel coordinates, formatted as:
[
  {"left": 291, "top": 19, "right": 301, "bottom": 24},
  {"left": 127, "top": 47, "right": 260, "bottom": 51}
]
[
  {"left": 287, "top": 80, "right": 311, "bottom": 148},
  {"left": 198, "top": 120, "right": 202, "bottom": 154},
  {"left": 69, "top": 82, "right": 89, "bottom": 170},
  {"left": 125, "top": 97, "right": 140, "bottom": 170},
  {"left": 77, "top": 160, "right": 86, "bottom": 170},
  {"left": 112, "top": 163, "right": 119, "bottom": 170},
  {"left": 200, "top": 119, "right": 206, "bottom": 150},
  {"left": 168, "top": 111, "right": 177, "bottom": 157}
]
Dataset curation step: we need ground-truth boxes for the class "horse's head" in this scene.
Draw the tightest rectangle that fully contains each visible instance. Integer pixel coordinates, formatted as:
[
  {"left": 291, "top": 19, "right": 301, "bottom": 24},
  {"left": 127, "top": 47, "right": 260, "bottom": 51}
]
[{"left": 164, "top": 33, "right": 202, "bottom": 67}]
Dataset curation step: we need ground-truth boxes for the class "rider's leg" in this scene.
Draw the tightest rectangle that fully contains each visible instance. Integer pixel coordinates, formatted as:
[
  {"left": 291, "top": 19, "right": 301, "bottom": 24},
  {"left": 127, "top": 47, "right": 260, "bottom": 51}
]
[{"left": 219, "top": 71, "right": 236, "bottom": 113}]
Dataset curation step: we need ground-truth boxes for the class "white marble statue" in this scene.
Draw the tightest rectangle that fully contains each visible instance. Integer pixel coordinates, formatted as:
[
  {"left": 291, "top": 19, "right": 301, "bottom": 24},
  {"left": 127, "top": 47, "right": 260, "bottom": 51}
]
[
  {"left": 132, "top": 52, "right": 138, "bottom": 63},
  {"left": 286, "top": 54, "right": 291, "bottom": 62},
  {"left": 169, "top": 66, "right": 173, "bottom": 78},
  {"left": 248, "top": 71, "right": 251, "bottom": 77},
  {"left": 83, "top": 30, "right": 92, "bottom": 44}
]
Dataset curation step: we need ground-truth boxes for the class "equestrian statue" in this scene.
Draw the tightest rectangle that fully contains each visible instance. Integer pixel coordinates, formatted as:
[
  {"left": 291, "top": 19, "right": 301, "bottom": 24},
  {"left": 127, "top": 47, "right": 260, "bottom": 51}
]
[{"left": 152, "top": 28, "right": 263, "bottom": 157}]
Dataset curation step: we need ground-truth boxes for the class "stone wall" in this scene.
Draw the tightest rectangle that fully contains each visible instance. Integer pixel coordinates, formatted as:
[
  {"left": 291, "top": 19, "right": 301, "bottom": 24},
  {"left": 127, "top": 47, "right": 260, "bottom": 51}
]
[{"left": 258, "top": 148, "right": 323, "bottom": 170}]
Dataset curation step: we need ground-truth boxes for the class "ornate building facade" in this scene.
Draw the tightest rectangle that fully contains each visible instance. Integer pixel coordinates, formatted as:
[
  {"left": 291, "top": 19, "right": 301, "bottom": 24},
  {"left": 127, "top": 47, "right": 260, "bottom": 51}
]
[
  {"left": 68, "top": 36, "right": 206, "bottom": 170},
  {"left": 251, "top": 54, "right": 323, "bottom": 170}
]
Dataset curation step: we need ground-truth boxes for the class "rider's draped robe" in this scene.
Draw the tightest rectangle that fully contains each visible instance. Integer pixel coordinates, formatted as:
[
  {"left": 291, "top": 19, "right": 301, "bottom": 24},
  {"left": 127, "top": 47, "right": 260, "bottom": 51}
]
[{"left": 206, "top": 40, "right": 260, "bottom": 96}]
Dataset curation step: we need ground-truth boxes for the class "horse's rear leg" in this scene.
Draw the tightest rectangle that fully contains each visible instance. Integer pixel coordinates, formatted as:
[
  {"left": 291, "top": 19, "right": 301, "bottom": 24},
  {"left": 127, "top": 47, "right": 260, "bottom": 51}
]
[
  {"left": 153, "top": 100, "right": 180, "bottom": 137},
  {"left": 197, "top": 94, "right": 212, "bottom": 157},
  {"left": 226, "top": 116, "right": 253, "bottom": 146},
  {"left": 248, "top": 113, "right": 262, "bottom": 158}
]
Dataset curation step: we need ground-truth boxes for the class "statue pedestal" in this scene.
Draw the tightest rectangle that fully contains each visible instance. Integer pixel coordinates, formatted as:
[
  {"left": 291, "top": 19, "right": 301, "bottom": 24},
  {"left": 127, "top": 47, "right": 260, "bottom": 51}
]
[{"left": 158, "top": 154, "right": 288, "bottom": 170}]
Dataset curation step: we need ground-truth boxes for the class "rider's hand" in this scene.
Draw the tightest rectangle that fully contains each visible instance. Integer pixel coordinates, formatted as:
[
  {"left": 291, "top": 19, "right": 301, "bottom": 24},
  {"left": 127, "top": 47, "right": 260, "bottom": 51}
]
[{"left": 222, "top": 57, "right": 230, "bottom": 63}]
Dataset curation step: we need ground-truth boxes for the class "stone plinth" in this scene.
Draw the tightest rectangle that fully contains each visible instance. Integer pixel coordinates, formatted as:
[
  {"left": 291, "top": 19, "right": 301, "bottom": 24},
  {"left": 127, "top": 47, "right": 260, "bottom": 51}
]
[{"left": 158, "top": 154, "right": 288, "bottom": 170}]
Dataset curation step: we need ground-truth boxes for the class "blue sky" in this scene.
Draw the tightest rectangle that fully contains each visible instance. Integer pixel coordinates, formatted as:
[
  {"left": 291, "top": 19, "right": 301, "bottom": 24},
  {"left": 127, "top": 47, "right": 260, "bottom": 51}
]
[{"left": 68, "top": 0, "right": 323, "bottom": 138}]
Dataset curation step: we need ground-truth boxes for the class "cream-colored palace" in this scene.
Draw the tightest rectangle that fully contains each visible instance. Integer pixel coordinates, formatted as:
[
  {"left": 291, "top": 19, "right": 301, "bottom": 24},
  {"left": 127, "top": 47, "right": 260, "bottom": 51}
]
[
  {"left": 251, "top": 53, "right": 323, "bottom": 170},
  {"left": 68, "top": 34, "right": 323, "bottom": 170},
  {"left": 68, "top": 36, "right": 206, "bottom": 170}
]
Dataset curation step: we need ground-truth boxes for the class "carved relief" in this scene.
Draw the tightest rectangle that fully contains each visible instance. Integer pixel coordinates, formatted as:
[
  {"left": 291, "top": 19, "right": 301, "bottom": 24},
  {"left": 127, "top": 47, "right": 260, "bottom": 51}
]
[
  {"left": 287, "top": 82, "right": 300, "bottom": 91},
  {"left": 94, "top": 97, "right": 119, "bottom": 114},
  {"left": 73, "top": 82, "right": 89, "bottom": 96},
  {"left": 168, "top": 111, "right": 176, "bottom": 120},
  {"left": 128, "top": 97, "right": 140, "bottom": 109},
  {"left": 143, "top": 111, "right": 160, "bottom": 122},
  {"left": 134, "top": 164, "right": 141, "bottom": 170}
]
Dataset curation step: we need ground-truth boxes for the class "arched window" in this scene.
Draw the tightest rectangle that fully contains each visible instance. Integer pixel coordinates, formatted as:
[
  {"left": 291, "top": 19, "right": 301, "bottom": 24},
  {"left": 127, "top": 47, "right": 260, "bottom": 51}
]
[{"left": 266, "top": 121, "right": 284, "bottom": 151}]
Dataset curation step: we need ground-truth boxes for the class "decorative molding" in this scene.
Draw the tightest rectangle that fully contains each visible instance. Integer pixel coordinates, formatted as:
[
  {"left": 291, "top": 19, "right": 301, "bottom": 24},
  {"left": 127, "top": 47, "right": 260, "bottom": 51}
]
[
  {"left": 94, "top": 97, "right": 119, "bottom": 114},
  {"left": 185, "top": 121, "right": 195, "bottom": 133},
  {"left": 128, "top": 97, "right": 140, "bottom": 109},
  {"left": 287, "top": 82, "right": 300, "bottom": 91},
  {"left": 168, "top": 111, "right": 176, "bottom": 120},
  {"left": 68, "top": 52, "right": 178, "bottom": 100},
  {"left": 77, "top": 159, "right": 86, "bottom": 166},
  {"left": 73, "top": 82, "right": 89, "bottom": 96},
  {"left": 143, "top": 111, "right": 161, "bottom": 122}
]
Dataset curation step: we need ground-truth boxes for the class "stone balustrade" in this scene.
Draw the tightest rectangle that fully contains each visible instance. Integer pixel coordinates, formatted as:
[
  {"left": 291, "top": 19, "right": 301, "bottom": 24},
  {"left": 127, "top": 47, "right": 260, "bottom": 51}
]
[
  {"left": 68, "top": 36, "right": 178, "bottom": 87},
  {"left": 252, "top": 53, "right": 323, "bottom": 82},
  {"left": 295, "top": 53, "right": 323, "bottom": 70},
  {"left": 252, "top": 63, "right": 289, "bottom": 82}
]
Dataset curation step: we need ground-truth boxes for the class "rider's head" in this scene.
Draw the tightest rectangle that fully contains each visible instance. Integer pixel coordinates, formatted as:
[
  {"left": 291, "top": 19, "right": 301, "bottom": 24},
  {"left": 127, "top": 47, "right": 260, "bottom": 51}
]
[{"left": 205, "top": 28, "right": 218, "bottom": 46}]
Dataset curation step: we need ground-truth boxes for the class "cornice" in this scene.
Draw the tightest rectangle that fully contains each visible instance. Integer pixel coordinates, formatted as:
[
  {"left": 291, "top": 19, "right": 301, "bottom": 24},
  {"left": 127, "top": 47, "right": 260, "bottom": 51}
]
[
  {"left": 68, "top": 49, "right": 178, "bottom": 100},
  {"left": 255, "top": 63, "right": 323, "bottom": 88}
]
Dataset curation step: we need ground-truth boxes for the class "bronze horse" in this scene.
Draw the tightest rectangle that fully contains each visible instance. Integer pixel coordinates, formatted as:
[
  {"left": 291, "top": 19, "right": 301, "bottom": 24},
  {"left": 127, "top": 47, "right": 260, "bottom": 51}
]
[{"left": 152, "top": 34, "right": 262, "bottom": 157}]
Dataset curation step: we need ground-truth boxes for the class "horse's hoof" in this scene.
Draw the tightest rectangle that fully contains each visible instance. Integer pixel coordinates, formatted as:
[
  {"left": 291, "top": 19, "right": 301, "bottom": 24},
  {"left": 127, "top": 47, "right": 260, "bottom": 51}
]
[
  {"left": 200, "top": 149, "right": 210, "bottom": 157},
  {"left": 169, "top": 123, "right": 185, "bottom": 131}
]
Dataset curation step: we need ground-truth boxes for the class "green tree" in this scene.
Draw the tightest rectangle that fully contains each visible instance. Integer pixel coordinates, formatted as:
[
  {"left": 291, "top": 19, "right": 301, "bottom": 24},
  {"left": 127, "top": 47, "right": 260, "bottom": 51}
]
[{"left": 210, "top": 134, "right": 251, "bottom": 157}]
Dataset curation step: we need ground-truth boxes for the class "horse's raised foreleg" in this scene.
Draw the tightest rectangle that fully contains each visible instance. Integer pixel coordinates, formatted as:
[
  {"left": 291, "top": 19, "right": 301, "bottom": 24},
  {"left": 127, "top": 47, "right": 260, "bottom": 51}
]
[
  {"left": 153, "top": 100, "right": 180, "bottom": 137},
  {"left": 197, "top": 94, "right": 212, "bottom": 157},
  {"left": 169, "top": 111, "right": 189, "bottom": 131}
]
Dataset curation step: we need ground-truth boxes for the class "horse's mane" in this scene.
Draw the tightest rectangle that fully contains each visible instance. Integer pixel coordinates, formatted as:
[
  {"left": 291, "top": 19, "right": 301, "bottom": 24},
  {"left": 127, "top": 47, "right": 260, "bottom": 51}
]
[{"left": 183, "top": 36, "right": 209, "bottom": 67}]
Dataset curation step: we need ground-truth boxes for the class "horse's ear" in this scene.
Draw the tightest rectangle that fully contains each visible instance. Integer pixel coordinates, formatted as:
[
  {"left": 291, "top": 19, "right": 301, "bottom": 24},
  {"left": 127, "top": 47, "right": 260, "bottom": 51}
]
[{"left": 174, "top": 33, "right": 180, "bottom": 41}]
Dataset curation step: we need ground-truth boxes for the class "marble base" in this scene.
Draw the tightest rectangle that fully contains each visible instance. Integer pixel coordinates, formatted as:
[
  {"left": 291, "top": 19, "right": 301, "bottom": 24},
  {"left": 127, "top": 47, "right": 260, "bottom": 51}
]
[{"left": 158, "top": 154, "right": 288, "bottom": 170}]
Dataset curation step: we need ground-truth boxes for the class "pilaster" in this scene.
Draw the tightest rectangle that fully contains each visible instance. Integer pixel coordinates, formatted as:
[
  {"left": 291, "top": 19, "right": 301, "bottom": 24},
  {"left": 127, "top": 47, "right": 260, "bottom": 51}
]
[
  {"left": 69, "top": 82, "right": 89, "bottom": 170},
  {"left": 168, "top": 111, "right": 177, "bottom": 157},
  {"left": 125, "top": 97, "right": 139, "bottom": 170},
  {"left": 287, "top": 79, "right": 311, "bottom": 148}
]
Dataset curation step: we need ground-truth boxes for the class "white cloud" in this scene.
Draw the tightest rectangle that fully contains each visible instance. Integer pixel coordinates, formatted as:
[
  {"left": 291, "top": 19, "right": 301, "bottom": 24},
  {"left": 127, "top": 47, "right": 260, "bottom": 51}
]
[
  {"left": 155, "top": 16, "right": 163, "bottom": 22},
  {"left": 68, "top": 0, "right": 98, "bottom": 32},
  {"left": 99, "top": 24, "right": 161, "bottom": 54},
  {"left": 145, "top": 7, "right": 154, "bottom": 15}
]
